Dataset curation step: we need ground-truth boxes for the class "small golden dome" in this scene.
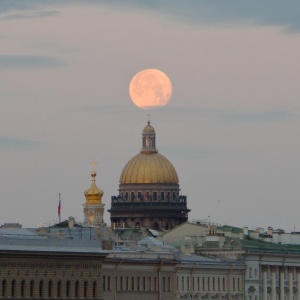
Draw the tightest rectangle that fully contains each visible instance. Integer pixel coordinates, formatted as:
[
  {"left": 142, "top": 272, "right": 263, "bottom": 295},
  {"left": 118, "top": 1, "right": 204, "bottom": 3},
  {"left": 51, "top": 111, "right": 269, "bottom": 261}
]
[
  {"left": 143, "top": 121, "right": 155, "bottom": 135},
  {"left": 119, "top": 152, "right": 179, "bottom": 184},
  {"left": 84, "top": 171, "right": 103, "bottom": 204}
]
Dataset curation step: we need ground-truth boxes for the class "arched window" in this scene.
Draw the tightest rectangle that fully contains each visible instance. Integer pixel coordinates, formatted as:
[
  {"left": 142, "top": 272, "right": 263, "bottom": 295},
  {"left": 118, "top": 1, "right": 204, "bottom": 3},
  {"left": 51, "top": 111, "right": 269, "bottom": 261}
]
[
  {"left": 75, "top": 280, "right": 79, "bottom": 298},
  {"left": 57, "top": 280, "right": 61, "bottom": 297},
  {"left": 84, "top": 281, "right": 88, "bottom": 297},
  {"left": 11, "top": 280, "right": 16, "bottom": 297},
  {"left": 21, "top": 280, "right": 25, "bottom": 297},
  {"left": 2, "top": 280, "right": 6, "bottom": 297},
  {"left": 66, "top": 280, "right": 70, "bottom": 298},
  {"left": 93, "top": 281, "right": 97, "bottom": 298},
  {"left": 39, "top": 280, "right": 44, "bottom": 297},
  {"left": 30, "top": 280, "right": 34, "bottom": 297},
  {"left": 48, "top": 280, "right": 52, "bottom": 297}
]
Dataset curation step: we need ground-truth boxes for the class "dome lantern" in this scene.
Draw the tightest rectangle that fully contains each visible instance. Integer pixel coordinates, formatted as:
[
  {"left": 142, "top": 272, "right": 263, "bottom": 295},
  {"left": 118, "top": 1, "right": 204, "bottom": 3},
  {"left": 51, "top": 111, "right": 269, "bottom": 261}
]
[{"left": 141, "top": 120, "right": 157, "bottom": 154}]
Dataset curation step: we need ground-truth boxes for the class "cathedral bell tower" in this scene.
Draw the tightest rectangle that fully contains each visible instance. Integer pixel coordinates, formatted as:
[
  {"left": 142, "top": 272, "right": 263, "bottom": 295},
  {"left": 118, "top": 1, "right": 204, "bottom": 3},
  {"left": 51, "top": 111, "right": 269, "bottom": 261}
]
[{"left": 83, "top": 168, "right": 105, "bottom": 227}]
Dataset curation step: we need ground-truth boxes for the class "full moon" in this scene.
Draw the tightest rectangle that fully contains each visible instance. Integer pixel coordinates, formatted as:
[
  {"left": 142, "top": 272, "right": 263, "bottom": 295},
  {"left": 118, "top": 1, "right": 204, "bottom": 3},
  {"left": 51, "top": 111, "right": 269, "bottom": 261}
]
[{"left": 129, "top": 69, "right": 172, "bottom": 109}]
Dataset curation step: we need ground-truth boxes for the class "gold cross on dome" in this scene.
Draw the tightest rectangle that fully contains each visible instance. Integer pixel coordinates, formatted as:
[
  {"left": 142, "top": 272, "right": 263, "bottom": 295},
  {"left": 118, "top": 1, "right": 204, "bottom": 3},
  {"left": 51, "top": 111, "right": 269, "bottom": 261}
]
[{"left": 90, "top": 159, "right": 97, "bottom": 171}]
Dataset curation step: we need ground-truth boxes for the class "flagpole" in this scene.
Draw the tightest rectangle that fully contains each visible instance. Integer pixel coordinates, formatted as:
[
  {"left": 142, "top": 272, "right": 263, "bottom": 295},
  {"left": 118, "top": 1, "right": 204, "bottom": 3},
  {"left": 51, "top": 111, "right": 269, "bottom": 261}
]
[{"left": 58, "top": 193, "right": 61, "bottom": 223}]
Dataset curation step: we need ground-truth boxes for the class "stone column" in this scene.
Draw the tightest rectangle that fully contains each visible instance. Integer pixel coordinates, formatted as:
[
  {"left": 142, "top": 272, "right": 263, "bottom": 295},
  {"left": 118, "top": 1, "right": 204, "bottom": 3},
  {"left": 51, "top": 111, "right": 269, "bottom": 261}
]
[
  {"left": 262, "top": 265, "right": 268, "bottom": 300},
  {"left": 288, "top": 267, "right": 294, "bottom": 300},
  {"left": 280, "top": 266, "right": 285, "bottom": 300},
  {"left": 270, "top": 266, "right": 277, "bottom": 300}
]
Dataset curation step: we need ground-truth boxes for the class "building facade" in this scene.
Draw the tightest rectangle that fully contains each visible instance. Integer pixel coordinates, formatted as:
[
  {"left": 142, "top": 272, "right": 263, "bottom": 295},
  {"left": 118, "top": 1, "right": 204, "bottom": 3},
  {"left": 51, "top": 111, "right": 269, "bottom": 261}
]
[
  {"left": 0, "top": 238, "right": 106, "bottom": 299},
  {"left": 102, "top": 251, "right": 245, "bottom": 300}
]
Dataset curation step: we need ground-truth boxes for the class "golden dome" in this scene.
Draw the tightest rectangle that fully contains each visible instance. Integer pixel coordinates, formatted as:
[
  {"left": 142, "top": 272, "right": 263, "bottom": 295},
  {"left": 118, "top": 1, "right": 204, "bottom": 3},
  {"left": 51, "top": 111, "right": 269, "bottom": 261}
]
[
  {"left": 84, "top": 171, "right": 103, "bottom": 204},
  {"left": 143, "top": 122, "right": 155, "bottom": 134},
  {"left": 120, "top": 153, "right": 179, "bottom": 184}
]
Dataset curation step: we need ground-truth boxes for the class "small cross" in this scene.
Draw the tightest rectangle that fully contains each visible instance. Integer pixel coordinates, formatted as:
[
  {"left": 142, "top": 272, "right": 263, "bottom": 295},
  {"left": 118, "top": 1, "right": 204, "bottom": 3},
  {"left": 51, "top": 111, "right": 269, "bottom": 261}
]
[
  {"left": 90, "top": 159, "right": 97, "bottom": 171},
  {"left": 147, "top": 113, "right": 151, "bottom": 124}
]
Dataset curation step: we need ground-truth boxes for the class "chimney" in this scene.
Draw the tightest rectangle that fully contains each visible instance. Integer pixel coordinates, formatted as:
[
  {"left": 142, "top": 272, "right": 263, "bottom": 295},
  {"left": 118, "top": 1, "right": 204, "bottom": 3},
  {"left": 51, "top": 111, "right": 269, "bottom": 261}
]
[{"left": 68, "top": 217, "right": 75, "bottom": 229}]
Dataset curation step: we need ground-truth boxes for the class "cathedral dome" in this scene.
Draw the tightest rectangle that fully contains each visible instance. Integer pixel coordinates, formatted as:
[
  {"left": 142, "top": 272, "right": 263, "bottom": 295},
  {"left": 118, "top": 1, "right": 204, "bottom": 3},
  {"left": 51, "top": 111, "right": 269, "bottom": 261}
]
[
  {"left": 120, "top": 153, "right": 179, "bottom": 184},
  {"left": 119, "top": 121, "right": 179, "bottom": 184},
  {"left": 110, "top": 120, "right": 189, "bottom": 231}
]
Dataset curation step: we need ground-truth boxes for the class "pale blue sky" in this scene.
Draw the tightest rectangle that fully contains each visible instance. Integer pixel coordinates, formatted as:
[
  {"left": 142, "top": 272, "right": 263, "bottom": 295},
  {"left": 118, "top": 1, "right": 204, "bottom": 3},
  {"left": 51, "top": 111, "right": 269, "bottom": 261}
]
[{"left": 0, "top": 1, "right": 299, "bottom": 230}]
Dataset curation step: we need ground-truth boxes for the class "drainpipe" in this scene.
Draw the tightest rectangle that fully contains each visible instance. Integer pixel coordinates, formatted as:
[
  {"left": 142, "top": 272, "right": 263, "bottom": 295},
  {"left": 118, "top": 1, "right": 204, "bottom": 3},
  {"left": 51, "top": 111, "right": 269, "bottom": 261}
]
[
  {"left": 175, "top": 263, "right": 182, "bottom": 299},
  {"left": 114, "top": 259, "right": 123, "bottom": 300},
  {"left": 158, "top": 259, "right": 164, "bottom": 300}
]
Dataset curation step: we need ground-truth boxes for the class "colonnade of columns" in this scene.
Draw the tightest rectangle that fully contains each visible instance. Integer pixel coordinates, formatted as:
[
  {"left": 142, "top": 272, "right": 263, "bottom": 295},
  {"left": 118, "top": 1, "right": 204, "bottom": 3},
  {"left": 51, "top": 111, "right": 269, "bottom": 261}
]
[{"left": 261, "top": 265, "right": 300, "bottom": 300}]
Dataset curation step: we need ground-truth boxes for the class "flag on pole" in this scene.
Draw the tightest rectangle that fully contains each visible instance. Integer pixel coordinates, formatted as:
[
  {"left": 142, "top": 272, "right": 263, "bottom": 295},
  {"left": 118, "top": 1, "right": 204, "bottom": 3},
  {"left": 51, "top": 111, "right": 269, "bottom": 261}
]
[{"left": 58, "top": 193, "right": 61, "bottom": 221}]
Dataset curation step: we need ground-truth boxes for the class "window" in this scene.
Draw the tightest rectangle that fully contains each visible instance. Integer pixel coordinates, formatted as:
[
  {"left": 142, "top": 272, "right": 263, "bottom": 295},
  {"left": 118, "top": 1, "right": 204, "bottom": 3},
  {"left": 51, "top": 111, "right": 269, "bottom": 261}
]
[
  {"left": 126, "top": 277, "right": 129, "bottom": 291},
  {"left": 48, "top": 280, "right": 52, "bottom": 297},
  {"left": 120, "top": 276, "right": 123, "bottom": 291},
  {"left": 233, "top": 278, "right": 236, "bottom": 291},
  {"left": 168, "top": 277, "right": 171, "bottom": 292},
  {"left": 197, "top": 277, "right": 200, "bottom": 291},
  {"left": 149, "top": 277, "right": 152, "bottom": 291},
  {"left": 75, "top": 281, "right": 79, "bottom": 298},
  {"left": 11, "top": 280, "right": 16, "bottom": 297},
  {"left": 208, "top": 277, "right": 210, "bottom": 291},
  {"left": 93, "top": 281, "right": 97, "bottom": 298},
  {"left": 30, "top": 280, "right": 34, "bottom": 297},
  {"left": 218, "top": 278, "right": 220, "bottom": 291},
  {"left": 103, "top": 276, "right": 106, "bottom": 291},
  {"left": 143, "top": 277, "right": 146, "bottom": 291},
  {"left": 213, "top": 277, "right": 215, "bottom": 291},
  {"left": 154, "top": 277, "right": 157, "bottom": 291},
  {"left": 21, "top": 280, "right": 25, "bottom": 297},
  {"left": 182, "top": 277, "right": 184, "bottom": 291},
  {"left": 163, "top": 277, "right": 166, "bottom": 291},
  {"left": 66, "top": 281, "right": 70, "bottom": 298},
  {"left": 249, "top": 268, "right": 252, "bottom": 278},
  {"left": 202, "top": 277, "right": 205, "bottom": 291},
  {"left": 167, "top": 192, "right": 171, "bottom": 201},
  {"left": 153, "top": 192, "right": 157, "bottom": 201},
  {"left": 223, "top": 278, "right": 226, "bottom": 291},
  {"left": 137, "top": 277, "right": 140, "bottom": 291},
  {"left": 238, "top": 278, "right": 240, "bottom": 291},
  {"left": 131, "top": 277, "right": 134, "bottom": 291},
  {"left": 57, "top": 280, "right": 61, "bottom": 297},
  {"left": 39, "top": 280, "right": 43, "bottom": 297},
  {"left": 84, "top": 281, "right": 88, "bottom": 297},
  {"left": 2, "top": 280, "right": 6, "bottom": 297},
  {"left": 108, "top": 276, "right": 111, "bottom": 290}
]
